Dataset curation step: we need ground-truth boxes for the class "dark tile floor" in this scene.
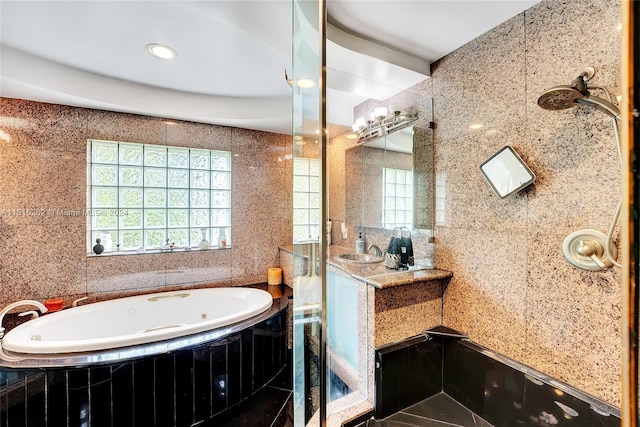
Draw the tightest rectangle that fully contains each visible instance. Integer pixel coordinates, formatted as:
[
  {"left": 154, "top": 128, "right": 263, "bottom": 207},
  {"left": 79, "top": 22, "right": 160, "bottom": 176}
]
[
  {"left": 359, "top": 393, "right": 493, "bottom": 427},
  {"left": 202, "top": 357, "right": 293, "bottom": 427},
  {"left": 201, "top": 352, "right": 354, "bottom": 427}
]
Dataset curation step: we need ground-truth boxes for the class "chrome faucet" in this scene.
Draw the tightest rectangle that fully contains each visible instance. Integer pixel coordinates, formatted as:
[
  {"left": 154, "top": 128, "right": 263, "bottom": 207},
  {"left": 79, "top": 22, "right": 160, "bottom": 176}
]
[
  {"left": 0, "top": 300, "right": 47, "bottom": 339},
  {"left": 368, "top": 244, "right": 382, "bottom": 256}
]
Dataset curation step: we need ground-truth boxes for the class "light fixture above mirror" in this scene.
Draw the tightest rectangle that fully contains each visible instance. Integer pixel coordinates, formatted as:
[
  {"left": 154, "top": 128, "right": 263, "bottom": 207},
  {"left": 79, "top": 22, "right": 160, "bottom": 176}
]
[{"left": 352, "top": 106, "right": 418, "bottom": 143}]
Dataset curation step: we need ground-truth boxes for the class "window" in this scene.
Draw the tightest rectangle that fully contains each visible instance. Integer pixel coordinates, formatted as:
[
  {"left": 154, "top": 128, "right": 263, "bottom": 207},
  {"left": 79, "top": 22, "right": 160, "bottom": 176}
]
[
  {"left": 87, "top": 140, "right": 231, "bottom": 253},
  {"left": 293, "top": 157, "right": 320, "bottom": 242},
  {"left": 382, "top": 167, "right": 413, "bottom": 229}
]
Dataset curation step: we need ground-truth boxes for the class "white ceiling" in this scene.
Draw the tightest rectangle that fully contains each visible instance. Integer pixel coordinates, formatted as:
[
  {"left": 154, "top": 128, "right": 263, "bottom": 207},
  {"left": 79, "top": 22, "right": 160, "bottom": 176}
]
[{"left": 0, "top": 1, "right": 540, "bottom": 136}]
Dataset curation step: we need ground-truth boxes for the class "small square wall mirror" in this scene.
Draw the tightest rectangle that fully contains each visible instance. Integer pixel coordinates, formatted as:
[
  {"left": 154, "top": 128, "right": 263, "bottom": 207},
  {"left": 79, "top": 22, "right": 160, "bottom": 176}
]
[{"left": 479, "top": 146, "right": 535, "bottom": 198}]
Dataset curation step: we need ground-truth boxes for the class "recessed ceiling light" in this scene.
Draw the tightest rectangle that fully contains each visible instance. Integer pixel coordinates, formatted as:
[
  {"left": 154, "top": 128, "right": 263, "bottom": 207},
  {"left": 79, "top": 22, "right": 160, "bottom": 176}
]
[
  {"left": 346, "top": 134, "right": 357, "bottom": 140},
  {"left": 146, "top": 43, "right": 177, "bottom": 59},
  {"left": 469, "top": 123, "right": 483, "bottom": 130}
]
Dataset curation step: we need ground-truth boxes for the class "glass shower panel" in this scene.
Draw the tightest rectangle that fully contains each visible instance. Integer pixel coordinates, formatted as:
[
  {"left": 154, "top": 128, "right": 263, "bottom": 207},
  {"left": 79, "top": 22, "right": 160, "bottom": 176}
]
[
  {"left": 292, "top": 0, "right": 324, "bottom": 426},
  {"left": 326, "top": 270, "right": 368, "bottom": 412}
]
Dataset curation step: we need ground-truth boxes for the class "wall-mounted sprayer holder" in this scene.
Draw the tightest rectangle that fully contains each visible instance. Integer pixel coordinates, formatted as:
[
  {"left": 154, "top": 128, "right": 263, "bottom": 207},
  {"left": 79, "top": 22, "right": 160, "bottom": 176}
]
[
  {"left": 538, "top": 66, "right": 622, "bottom": 271},
  {"left": 562, "top": 229, "right": 616, "bottom": 271}
]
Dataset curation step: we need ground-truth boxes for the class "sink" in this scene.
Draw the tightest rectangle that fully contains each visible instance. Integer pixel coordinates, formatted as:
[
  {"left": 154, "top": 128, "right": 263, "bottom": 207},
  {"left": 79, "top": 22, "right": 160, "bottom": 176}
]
[{"left": 337, "top": 253, "right": 383, "bottom": 264}]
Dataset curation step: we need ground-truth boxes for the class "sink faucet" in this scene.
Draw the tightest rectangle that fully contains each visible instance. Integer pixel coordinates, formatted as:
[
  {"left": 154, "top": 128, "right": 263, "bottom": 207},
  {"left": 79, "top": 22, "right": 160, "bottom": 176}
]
[
  {"left": 0, "top": 300, "right": 48, "bottom": 339},
  {"left": 368, "top": 244, "right": 382, "bottom": 256}
]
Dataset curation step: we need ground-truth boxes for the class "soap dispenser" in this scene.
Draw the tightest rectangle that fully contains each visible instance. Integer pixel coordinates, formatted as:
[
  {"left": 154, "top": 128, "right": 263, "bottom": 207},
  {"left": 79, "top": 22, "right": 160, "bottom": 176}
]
[{"left": 355, "top": 232, "right": 366, "bottom": 254}]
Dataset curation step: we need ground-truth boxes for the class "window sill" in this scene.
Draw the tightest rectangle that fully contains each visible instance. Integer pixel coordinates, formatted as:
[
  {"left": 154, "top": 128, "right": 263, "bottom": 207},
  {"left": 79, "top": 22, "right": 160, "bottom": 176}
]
[{"left": 87, "top": 246, "right": 232, "bottom": 257}]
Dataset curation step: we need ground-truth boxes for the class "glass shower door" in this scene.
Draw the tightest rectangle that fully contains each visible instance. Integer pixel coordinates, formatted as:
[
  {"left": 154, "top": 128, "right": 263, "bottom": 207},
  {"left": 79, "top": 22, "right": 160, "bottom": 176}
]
[{"left": 291, "top": 0, "right": 326, "bottom": 425}]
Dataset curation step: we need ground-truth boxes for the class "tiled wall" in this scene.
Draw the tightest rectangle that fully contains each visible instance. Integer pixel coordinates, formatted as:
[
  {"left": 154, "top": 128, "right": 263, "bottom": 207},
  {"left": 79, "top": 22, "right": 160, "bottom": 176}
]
[
  {"left": 431, "top": 0, "right": 622, "bottom": 406},
  {"left": 334, "top": 0, "right": 621, "bottom": 408},
  {"left": 0, "top": 98, "right": 292, "bottom": 307}
]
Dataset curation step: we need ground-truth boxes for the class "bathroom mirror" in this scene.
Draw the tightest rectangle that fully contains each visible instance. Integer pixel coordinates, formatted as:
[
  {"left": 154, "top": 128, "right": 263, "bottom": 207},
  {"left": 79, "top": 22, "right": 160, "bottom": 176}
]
[
  {"left": 345, "top": 125, "right": 434, "bottom": 230},
  {"left": 479, "top": 146, "right": 535, "bottom": 198}
]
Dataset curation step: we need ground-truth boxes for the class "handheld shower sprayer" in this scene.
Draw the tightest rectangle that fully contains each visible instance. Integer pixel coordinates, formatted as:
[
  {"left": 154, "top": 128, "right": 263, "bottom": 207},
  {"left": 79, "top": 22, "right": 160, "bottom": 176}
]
[
  {"left": 537, "top": 67, "right": 620, "bottom": 119},
  {"left": 537, "top": 67, "right": 622, "bottom": 270}
]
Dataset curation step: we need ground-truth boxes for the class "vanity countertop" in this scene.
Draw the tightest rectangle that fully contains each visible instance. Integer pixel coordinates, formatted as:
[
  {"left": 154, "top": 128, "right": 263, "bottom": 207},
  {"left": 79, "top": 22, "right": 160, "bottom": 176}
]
[{"left": 279, "top": 244, "right": 452, "bottom": 289}]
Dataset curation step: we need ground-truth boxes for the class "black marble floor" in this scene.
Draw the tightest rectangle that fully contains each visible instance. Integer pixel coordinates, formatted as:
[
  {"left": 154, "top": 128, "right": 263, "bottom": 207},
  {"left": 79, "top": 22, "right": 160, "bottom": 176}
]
[
  {"left": 359, "top": 393, "right": 493, "bottom": 427},
  {"left": 200, "top": 352, "right": 354, "bottom": 427},
  {"left": 201, "top": 356, "right": 293, "bottom": 427}
]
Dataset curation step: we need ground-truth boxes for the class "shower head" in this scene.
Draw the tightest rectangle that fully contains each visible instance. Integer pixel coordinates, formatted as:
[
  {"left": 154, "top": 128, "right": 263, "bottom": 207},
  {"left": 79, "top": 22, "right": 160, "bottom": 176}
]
[
  {"left": 537, "top": 85, "right": 586, "bottom": 110},
  {"left": 537, "top": 68, "right": 593, "bottom": 110},
  {"left": 537, "top": 67, "right": 620, "bottom": 119}
]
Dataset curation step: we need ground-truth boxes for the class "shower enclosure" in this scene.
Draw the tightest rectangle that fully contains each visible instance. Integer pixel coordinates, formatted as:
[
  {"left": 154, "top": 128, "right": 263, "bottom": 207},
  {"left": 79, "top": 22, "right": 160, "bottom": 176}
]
[
  {"left": 291, "top": 1, "right": 369, "bottom": 425},
  {"left": 291, "top": 1, "right": 327, "bottom": 425}
]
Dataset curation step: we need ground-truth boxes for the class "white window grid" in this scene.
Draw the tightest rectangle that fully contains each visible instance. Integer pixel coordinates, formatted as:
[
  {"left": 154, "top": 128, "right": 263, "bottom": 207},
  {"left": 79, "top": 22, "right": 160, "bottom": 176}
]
[
  {"left": 87, "top": 139, "right": 231, "bottom": 253},
  {"left": 293, "top": 157, "right": 320, "bottom": 242},
  {"left": 382, "top": 167, "right": 414, "bottom": 229}
]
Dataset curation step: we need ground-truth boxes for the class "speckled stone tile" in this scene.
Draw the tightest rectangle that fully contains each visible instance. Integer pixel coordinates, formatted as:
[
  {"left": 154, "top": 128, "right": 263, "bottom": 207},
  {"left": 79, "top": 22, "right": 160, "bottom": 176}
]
[
  {"left": 525, "top": 0, "right": 620, "bottom": 102},
  {"left": 328, "top": 245, "right": 440, "bottom": 286},
  {"left": 525, "top": 114, "right": 620, "bottom": 232},
  {"left": 437, "top": 227, "right": 528, "bottom": 363},
  {"left": 87, "top": 109, "right": 167, "bottom": 145},
  {"left": 428, "top": 0, "right": 622, "bottom": 408},
  {"left": 0, "top": 273, "right": 31, "bottom": 308},
  {"left": 0, "top": 99, "right": 294, "bottom": 315},
  {"left": 1, "top": 222, "right": 87, "bottom": 304},
  {"left": 163, "top": 248, "right": 233, "bottom": 286},
  {"left": 0, "top": 98, "right": 88, "bottom": 152},
  {"left": 231, "top": 160, "right": 291, "bottom": 281},
  {"left": 524, "top": 228, "right": 621, "bottom": 406},
  {"left": 165, "top": 120, "right": 232, "bottom": 151},
  {"left": 0, "top": 148, "right": 86, "bottom": 226},
  {"left": 279, "top": 246, "right": 307, "bottom": 287},
  {"left": 231, "top": 128, "right": 291, "bottom": 167},
  {"left": 433, "top": 124, "right": 531, "bottom": 232},
  {"left": 328, "top": 132, "right": 350, "bottom": 230},
  {"left": 365, "top": 269, "right": 451, "bottom": 289},
  {"left": 356, "top": 280, "right": 370, "bottom": 396},
  {"left": 372, "top": 282, "right": 443, "bottom": 347},
  {"left": 86, "top": 252, "right": 166, "bottom": 293},
  {"left": 431, "top": 12, "right": 526, "bottom": 142}
]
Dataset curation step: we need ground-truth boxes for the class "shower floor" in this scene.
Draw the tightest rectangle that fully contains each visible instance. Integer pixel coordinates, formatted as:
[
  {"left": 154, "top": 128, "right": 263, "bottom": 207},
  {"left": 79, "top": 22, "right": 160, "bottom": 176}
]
[{"left": 358, "top": 392, "right": 493, "bottom": 427}]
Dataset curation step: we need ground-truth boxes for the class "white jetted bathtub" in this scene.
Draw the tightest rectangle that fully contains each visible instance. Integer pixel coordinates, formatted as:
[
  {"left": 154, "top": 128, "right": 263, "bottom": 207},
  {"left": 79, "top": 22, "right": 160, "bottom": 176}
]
[{"left": 2, "top": 287, "right": 273, "bottom": 355}]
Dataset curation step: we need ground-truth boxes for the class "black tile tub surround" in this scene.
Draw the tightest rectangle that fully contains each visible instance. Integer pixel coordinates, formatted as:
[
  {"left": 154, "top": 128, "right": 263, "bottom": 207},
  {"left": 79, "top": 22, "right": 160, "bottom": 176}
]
[
  {"left": 371, "top": 330, "right": 620, "bottom": 427},
  {"left": 443, "top": 339, "right": 620, "bottom": 427},
  {"left": 201, "top": 349, "right": 293, "bottom": 427},
  {"left": 443, "top": 339, "right": 526, "bottom": 424},
  {"left": 374, "top": 334, "right": 443, "bottom": 419},
  {"left": 0, "top": 306, "right": 287, "bottom": 427}
]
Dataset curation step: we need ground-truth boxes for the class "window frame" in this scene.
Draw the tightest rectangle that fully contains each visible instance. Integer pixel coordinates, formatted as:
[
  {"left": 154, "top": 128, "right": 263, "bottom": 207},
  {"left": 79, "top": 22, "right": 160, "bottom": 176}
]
[
  {"left": 86, "top": 139, "right": 232, "bottom": 254},
  {"left": 382, "top": 167, "right": 414, "bottom": 229}
]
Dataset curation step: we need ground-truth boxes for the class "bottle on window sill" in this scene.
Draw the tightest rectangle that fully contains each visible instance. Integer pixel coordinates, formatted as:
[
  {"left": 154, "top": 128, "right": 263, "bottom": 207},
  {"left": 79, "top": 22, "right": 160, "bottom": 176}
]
[
  {"left": 199, "top": 228, "right": 210, "bottom": 250},
  {"left": 218, "top": 227, "right": 227, "bottom": 248}
]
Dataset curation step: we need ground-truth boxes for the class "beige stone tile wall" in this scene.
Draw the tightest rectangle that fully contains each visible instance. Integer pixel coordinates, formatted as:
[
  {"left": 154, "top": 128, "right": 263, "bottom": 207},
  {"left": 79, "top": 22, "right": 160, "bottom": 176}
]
[
  {"left": 0, "top": 98, "right": 292, "bottom": 306},
  {"left": 331, "top": 0, "right": 622, "bottom": 408},
  {"left": 431, "top": 0, "right": 622, "bottom": 406}
]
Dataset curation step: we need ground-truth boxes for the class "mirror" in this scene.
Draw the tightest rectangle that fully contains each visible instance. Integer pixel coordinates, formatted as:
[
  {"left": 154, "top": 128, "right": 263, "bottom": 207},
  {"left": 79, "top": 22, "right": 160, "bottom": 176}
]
[
  {"left": 345, "top": 125, "right": 434, "bottom": 230},
  {"left": 479, "top": 146, "right": 535, "bottom": 198}
]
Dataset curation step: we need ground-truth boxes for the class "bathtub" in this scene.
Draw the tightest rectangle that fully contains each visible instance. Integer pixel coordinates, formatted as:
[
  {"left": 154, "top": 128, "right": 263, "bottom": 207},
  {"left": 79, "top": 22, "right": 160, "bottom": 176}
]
[
  {"left": 2, "top": 287, "right": 273, "bottom": 356},
  {"left": 0, "top": 285, "right": 289, "bottom": 426}
]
